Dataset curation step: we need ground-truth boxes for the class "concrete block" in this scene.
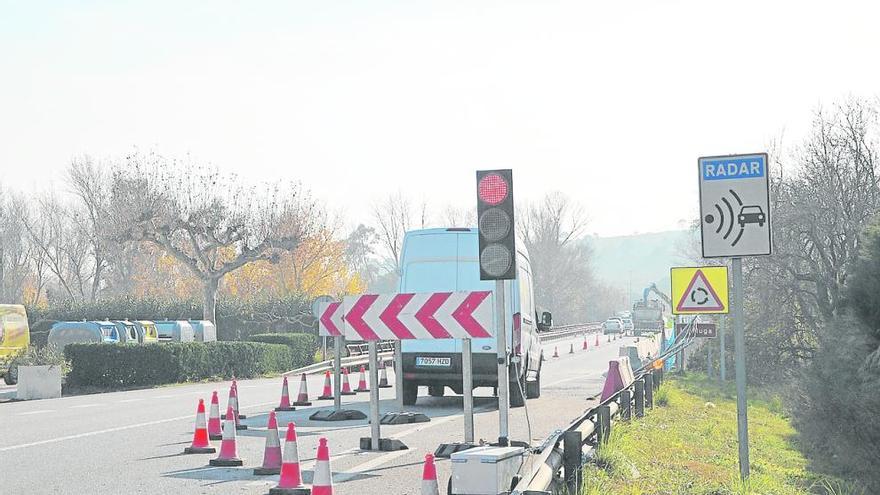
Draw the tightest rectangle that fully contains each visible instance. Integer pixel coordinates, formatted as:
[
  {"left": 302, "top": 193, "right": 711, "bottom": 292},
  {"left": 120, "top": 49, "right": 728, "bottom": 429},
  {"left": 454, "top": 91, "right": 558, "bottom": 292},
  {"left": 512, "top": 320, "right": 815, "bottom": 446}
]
[{"left": 16, "top": 365, "right": 62, "bottom": 400}]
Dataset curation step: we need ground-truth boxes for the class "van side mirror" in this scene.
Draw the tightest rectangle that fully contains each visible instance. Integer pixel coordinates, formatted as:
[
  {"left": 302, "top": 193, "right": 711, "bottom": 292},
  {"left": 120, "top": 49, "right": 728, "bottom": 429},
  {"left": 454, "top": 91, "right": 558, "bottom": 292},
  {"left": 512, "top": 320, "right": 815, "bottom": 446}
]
[{"left": 536, "top": 311, "right": 553, "bottom": 332}]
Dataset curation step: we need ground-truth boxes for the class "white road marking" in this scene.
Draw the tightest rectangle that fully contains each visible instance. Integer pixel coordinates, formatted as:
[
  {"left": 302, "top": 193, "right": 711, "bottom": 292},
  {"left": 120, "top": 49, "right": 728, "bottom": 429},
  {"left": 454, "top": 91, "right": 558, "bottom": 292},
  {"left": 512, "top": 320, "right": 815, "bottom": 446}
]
[
  {"left": 154, "top": 395, "right": 175, "bottom": 399},
  {"left": 17, "top": 410, "right": 54, "bottom": 416},
  {"left": 71, "top": 403, "right": 100, "bottom": 409},
  {"left": 0, "top": 400, "right": 276, "bottom": 452},
  {"left": 118, "top": 398, "right": 143, "bottom": 403}
]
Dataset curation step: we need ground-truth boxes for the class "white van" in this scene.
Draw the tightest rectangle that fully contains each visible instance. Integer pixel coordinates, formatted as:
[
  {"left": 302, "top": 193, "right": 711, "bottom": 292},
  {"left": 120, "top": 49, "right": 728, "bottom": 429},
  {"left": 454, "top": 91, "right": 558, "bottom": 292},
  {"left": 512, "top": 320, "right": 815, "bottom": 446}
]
[{"left": 398, "top": 228, "right": 549, "bottom": 407}]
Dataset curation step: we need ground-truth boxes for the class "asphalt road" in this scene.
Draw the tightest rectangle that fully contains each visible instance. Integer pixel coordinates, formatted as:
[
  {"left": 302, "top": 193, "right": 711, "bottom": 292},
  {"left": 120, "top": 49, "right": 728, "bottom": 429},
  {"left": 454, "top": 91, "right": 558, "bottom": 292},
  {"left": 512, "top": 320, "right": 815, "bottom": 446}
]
[{"left": 0, "top": 333, "right": 644, "bottom": 494}]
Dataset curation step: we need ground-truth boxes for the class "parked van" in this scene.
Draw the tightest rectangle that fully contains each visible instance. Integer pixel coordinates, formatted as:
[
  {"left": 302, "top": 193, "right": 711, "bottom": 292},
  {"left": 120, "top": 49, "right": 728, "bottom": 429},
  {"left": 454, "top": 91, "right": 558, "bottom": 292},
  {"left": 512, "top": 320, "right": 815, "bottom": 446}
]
[
  {"left": 188, "top": 320, "right": 217, "bottom": 342},
  {"left": 48, "top": 321, "right": 119, "bottom": 350},
  {"left": 398, "top": 228, "right": 547, "bottom": 407},
  {"left": 133, "top": 320, "right": 159, "bottom": 344},
  {"left": 1, "top": 305, "right": 30, "bottom": 383},
  {"left": 155, "top": 320, "right": 195, "bottom": 342},
  {"left": 111, "top": 320, "right": 141, "bottom": 344}
]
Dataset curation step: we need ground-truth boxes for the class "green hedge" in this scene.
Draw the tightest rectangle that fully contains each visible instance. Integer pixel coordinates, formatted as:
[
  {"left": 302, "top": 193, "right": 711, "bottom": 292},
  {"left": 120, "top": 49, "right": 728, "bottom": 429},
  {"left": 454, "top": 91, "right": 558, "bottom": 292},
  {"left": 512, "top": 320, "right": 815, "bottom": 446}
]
[
  {"left": 64, "top": 342, "right": 293, "bottom": 388},
  {"left": 247, "top": 333, "right": 317, "bottom": 369}
]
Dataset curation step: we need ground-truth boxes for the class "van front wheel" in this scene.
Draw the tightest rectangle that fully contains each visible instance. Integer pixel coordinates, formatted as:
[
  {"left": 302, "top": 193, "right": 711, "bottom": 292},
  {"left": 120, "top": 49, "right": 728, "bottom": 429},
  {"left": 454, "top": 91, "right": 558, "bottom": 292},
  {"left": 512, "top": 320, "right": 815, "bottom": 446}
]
[{"left": 403, "top": 382, "right": 418, "bottom": 406}]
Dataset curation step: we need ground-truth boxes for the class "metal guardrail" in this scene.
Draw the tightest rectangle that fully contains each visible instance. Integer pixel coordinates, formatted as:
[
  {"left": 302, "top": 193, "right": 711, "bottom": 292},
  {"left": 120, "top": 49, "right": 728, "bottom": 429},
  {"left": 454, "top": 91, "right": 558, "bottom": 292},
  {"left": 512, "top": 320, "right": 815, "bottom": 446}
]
[
  {"left": 513, "top": 317, "right": 699, "bottom": 494},
  {"left": 345, "top": 341, "right": 395, "bottom": 356},
  {"left": 283, "top": 350, "right": 395, "bottom": 377},
  {"left": 537, "top": 322, "right": 602, "bottom": 343}
]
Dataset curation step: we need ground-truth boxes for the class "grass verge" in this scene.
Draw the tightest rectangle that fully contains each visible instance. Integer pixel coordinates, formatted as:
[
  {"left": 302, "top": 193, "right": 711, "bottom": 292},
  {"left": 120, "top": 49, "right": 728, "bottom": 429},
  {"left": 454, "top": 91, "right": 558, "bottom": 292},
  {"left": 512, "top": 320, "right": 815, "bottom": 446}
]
[{"left": 581, "top": 373, "right": 861, "bottom": 495}]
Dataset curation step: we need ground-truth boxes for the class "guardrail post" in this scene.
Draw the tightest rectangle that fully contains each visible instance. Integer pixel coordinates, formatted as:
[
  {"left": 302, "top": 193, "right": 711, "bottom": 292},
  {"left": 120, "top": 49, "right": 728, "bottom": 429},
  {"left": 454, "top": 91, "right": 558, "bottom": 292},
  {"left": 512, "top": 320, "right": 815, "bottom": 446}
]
[
  {"left": 563, "top": 430, "right": 583, "bottom": 493},
  {"left": 596, "top": 405, "right": 611, "bottom": 446},
  {"left": 645, "top": 374, "right": 654, "bottom": 409},
  {"left": 634, "top": 380, "right": 645, "bottom": 418},
  {"left": 620, "top": 389, "right": 632, "bottom": 420},
  {"left": 594, "top": 407, "right": 608, "bottom": 448},
  {"left": 601, "top": 405, "right": 611, "bottom": 444}
]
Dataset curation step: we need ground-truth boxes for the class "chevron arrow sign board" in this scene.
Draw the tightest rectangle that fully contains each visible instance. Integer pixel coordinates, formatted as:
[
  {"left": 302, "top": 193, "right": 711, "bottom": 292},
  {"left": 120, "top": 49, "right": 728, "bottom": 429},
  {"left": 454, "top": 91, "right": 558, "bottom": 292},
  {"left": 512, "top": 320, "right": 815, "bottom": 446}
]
[{"left": 342, "top": 291, "right": 494, "bottom": 341}]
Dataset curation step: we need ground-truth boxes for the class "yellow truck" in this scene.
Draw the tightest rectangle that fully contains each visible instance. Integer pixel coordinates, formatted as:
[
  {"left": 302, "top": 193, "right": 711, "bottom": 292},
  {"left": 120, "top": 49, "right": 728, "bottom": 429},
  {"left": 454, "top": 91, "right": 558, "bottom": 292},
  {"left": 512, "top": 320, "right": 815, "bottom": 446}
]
[{"left": 1, "top": 304, "right": 30, "bottom": 384}]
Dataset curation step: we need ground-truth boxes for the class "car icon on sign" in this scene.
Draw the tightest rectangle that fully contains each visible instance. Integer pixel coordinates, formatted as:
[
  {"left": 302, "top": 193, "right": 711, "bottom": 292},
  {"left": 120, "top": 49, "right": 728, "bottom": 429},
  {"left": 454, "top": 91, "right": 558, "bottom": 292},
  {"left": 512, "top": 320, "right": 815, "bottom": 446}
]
[{"left": 738, "top": 205, "right": 765, "bottom": 227}]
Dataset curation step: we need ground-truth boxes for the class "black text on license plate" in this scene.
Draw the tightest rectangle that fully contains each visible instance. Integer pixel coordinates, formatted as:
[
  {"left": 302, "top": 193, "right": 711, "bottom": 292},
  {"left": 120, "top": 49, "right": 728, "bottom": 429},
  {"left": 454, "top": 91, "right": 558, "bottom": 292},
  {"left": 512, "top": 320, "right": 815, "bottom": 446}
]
[{"left": 416, "top": 357, "right": 451, "bottom": 367}]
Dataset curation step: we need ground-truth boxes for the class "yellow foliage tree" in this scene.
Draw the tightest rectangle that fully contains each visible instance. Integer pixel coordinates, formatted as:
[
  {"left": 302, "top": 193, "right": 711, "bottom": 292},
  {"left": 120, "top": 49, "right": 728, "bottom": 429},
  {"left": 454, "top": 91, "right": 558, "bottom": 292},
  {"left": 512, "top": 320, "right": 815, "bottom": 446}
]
[{"left": 222, "top": 229, "right": 365, "bottom": 300}]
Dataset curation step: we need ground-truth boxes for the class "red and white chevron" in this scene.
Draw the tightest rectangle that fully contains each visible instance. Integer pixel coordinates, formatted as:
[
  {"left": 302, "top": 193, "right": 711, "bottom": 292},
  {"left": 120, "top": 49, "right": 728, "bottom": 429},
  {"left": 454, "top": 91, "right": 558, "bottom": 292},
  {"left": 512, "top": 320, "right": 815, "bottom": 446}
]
[
  {"left": 317, "top": 301, "right": 343, "bottom": 337},
  {"left": 342, "top": 291, "right": 494, "bottom": 341}
]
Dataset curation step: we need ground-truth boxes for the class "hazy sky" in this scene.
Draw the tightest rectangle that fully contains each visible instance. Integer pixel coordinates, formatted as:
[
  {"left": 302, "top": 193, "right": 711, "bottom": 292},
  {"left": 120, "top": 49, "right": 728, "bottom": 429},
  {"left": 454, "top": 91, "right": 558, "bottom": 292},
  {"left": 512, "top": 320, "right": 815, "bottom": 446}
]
[{"left": 2, "top": 1, "right": 878, "bottom": 236}]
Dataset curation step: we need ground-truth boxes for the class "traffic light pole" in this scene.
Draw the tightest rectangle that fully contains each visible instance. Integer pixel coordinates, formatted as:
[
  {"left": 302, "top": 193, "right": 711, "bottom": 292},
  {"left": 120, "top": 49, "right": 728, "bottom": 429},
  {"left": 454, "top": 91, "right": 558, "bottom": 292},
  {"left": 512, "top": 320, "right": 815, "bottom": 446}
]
[
  {"left": 462, "top": 337, "right": 474, "bottom": 444},
  {"left": 496, "top": 279, "right": 509, "bottom": 446},
  {"left": 732, "top": 257, "right": 750, "bottom": 479}
]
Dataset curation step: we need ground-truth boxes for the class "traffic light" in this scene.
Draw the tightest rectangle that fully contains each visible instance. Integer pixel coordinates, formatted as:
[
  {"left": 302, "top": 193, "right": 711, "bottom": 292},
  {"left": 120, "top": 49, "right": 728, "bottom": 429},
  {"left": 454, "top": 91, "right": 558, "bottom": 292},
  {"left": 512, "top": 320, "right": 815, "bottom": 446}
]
[{"left": 476, "top": 169, "right": 516, "bottom": 280}]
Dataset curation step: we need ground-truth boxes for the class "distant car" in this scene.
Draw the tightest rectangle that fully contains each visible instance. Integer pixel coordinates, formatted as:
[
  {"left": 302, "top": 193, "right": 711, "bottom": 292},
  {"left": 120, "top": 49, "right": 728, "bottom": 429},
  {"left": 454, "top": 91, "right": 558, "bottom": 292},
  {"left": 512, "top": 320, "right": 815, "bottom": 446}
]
[
  {"left": 603, "top": 318, "right": 624, "bottom": 335},
  {"left": 738, "top": 205, "right": 766, "bottom": 227},
  {"left": 621, "top": 318, "right": 634, "bottom": 333}
]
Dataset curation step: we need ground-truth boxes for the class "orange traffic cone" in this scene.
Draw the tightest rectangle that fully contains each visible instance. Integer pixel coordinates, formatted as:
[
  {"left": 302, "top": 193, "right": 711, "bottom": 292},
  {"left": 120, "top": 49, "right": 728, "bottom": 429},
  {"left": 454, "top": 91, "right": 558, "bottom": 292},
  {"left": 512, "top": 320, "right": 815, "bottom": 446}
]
[
  {"left": 341, "top": 368, "right": 356, "bottom": 396},
  {"left": 208, "top": 390, "right": 222, "bottom": 440},
  {"left": 552, "top": 346, "right": 559, "bottom": 358},
  {"left": 184, "top": 398, "right": 216, "bottom": 454},
  {"left": 269, "top": 422, "right": 310, "bottom": 494},
  {"left": 569, "top": 343, "right": 575, "bottom": 354},
  {"left": 318, "top": 370, "right": 334, "bottom": 400},
  {"left": 293, "top": 373, "right": 312, "bottom": 406},
  {"left": 227, "top": 379, "right": 247, "bottom": 419},
  {"left": 223, "top": 383, "right": 248, "bottom": 422},
  {"left": 421, "top": 453, "right": 439, "bottom": 495},
  {"left": 354, "top": 366, "right": 369, "bottom": 392},
  {"left": 582, "top": 335, "right": 589, "bottom": 350},
  {"left": 312, "top": 437, "right": 333, "bottom": 495},
  {"left": 254, "top": 411, "right": 283, "bottom": 475},
  {"left": 228, "top": 385, "right": 247, "bottom": 430},
  {"left": 276, "top": 376, "right": 295, "bottom": 412},
  {"left": 209, "top": 406, "right": 244, "bottom": 466},
  {"left": 595, "top": 333, "right": 600, "bottom": 347},
  {"left": 378, "top": 360, "right": 392, "bottom": 388}
]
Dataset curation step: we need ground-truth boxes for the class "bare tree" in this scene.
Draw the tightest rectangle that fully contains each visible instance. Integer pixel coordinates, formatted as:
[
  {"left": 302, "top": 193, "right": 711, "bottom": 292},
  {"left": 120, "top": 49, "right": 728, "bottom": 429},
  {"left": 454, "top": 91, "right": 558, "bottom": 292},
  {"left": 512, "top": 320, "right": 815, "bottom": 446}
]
[
  {"left": 345, "top": 224, "right": 379, "bottom": 287},
  {"left": 0, "top": 190, "right": 31, "bottom": 303},
  {"left": 24, "top": 194, "right": 94, "bottom": 302},
  {"left": 371, "top": 192, "right": 429, "bottom": 276},
  {"left": 517, "top": 192, "right": 595, "bottom": 323},
  {"left": 66, "top": 157, "right": 112, "bottom": 301},
  {"left": 111, "top": 153, "right": 318, "bottom": 323},
  {"left": 439, "top": 204, "right": 475, "bottom": 228}
]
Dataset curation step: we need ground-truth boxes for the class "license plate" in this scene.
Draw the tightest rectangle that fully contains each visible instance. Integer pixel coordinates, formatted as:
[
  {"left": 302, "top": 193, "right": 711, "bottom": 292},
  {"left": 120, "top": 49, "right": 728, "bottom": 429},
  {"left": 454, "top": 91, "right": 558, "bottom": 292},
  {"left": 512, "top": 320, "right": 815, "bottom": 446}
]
[{"left": 416, "top": 357, "right": 451, "bottom": 367}]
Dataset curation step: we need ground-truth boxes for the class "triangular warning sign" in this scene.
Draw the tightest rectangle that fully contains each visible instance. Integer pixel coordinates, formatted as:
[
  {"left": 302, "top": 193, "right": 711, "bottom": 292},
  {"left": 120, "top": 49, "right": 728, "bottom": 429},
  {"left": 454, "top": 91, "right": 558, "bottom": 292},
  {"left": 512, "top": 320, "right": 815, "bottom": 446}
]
[{"left": 676, "top": 269, "right": 725, "bottom": 312}]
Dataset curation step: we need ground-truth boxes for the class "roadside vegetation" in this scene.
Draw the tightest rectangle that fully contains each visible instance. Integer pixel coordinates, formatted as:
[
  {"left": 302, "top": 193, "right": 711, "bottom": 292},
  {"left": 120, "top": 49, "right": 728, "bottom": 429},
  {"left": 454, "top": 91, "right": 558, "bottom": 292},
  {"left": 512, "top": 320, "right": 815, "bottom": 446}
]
[
  {"left": 682, "top": 97, "right": 880, "bottom": 491},
  {"left": 581, "top": 374, "right": 861, "bottom": 495}
]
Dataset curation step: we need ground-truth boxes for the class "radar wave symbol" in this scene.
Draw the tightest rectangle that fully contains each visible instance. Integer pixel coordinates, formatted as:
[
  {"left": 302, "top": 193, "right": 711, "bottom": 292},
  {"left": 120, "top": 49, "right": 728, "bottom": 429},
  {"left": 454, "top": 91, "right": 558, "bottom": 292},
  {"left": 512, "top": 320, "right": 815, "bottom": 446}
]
[{"left": 704, "top": 189, "right": 745, "bottom": 247}]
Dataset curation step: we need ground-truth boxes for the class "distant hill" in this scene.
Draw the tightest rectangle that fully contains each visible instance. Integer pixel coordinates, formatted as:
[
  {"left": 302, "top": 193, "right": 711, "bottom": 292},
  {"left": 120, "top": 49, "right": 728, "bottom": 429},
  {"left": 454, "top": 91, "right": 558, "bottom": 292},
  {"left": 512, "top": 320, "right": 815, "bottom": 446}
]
[{"left": 585, "top": 230, "right": 694, "bottom": 304}]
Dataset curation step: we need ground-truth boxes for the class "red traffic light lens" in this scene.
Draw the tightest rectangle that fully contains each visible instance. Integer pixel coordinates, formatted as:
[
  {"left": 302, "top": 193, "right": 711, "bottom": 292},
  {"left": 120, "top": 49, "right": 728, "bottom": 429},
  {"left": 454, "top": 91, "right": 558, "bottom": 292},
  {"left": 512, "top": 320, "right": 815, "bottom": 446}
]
[{"left": 478, "top": 174, "right": 509, "bottom": 205}]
